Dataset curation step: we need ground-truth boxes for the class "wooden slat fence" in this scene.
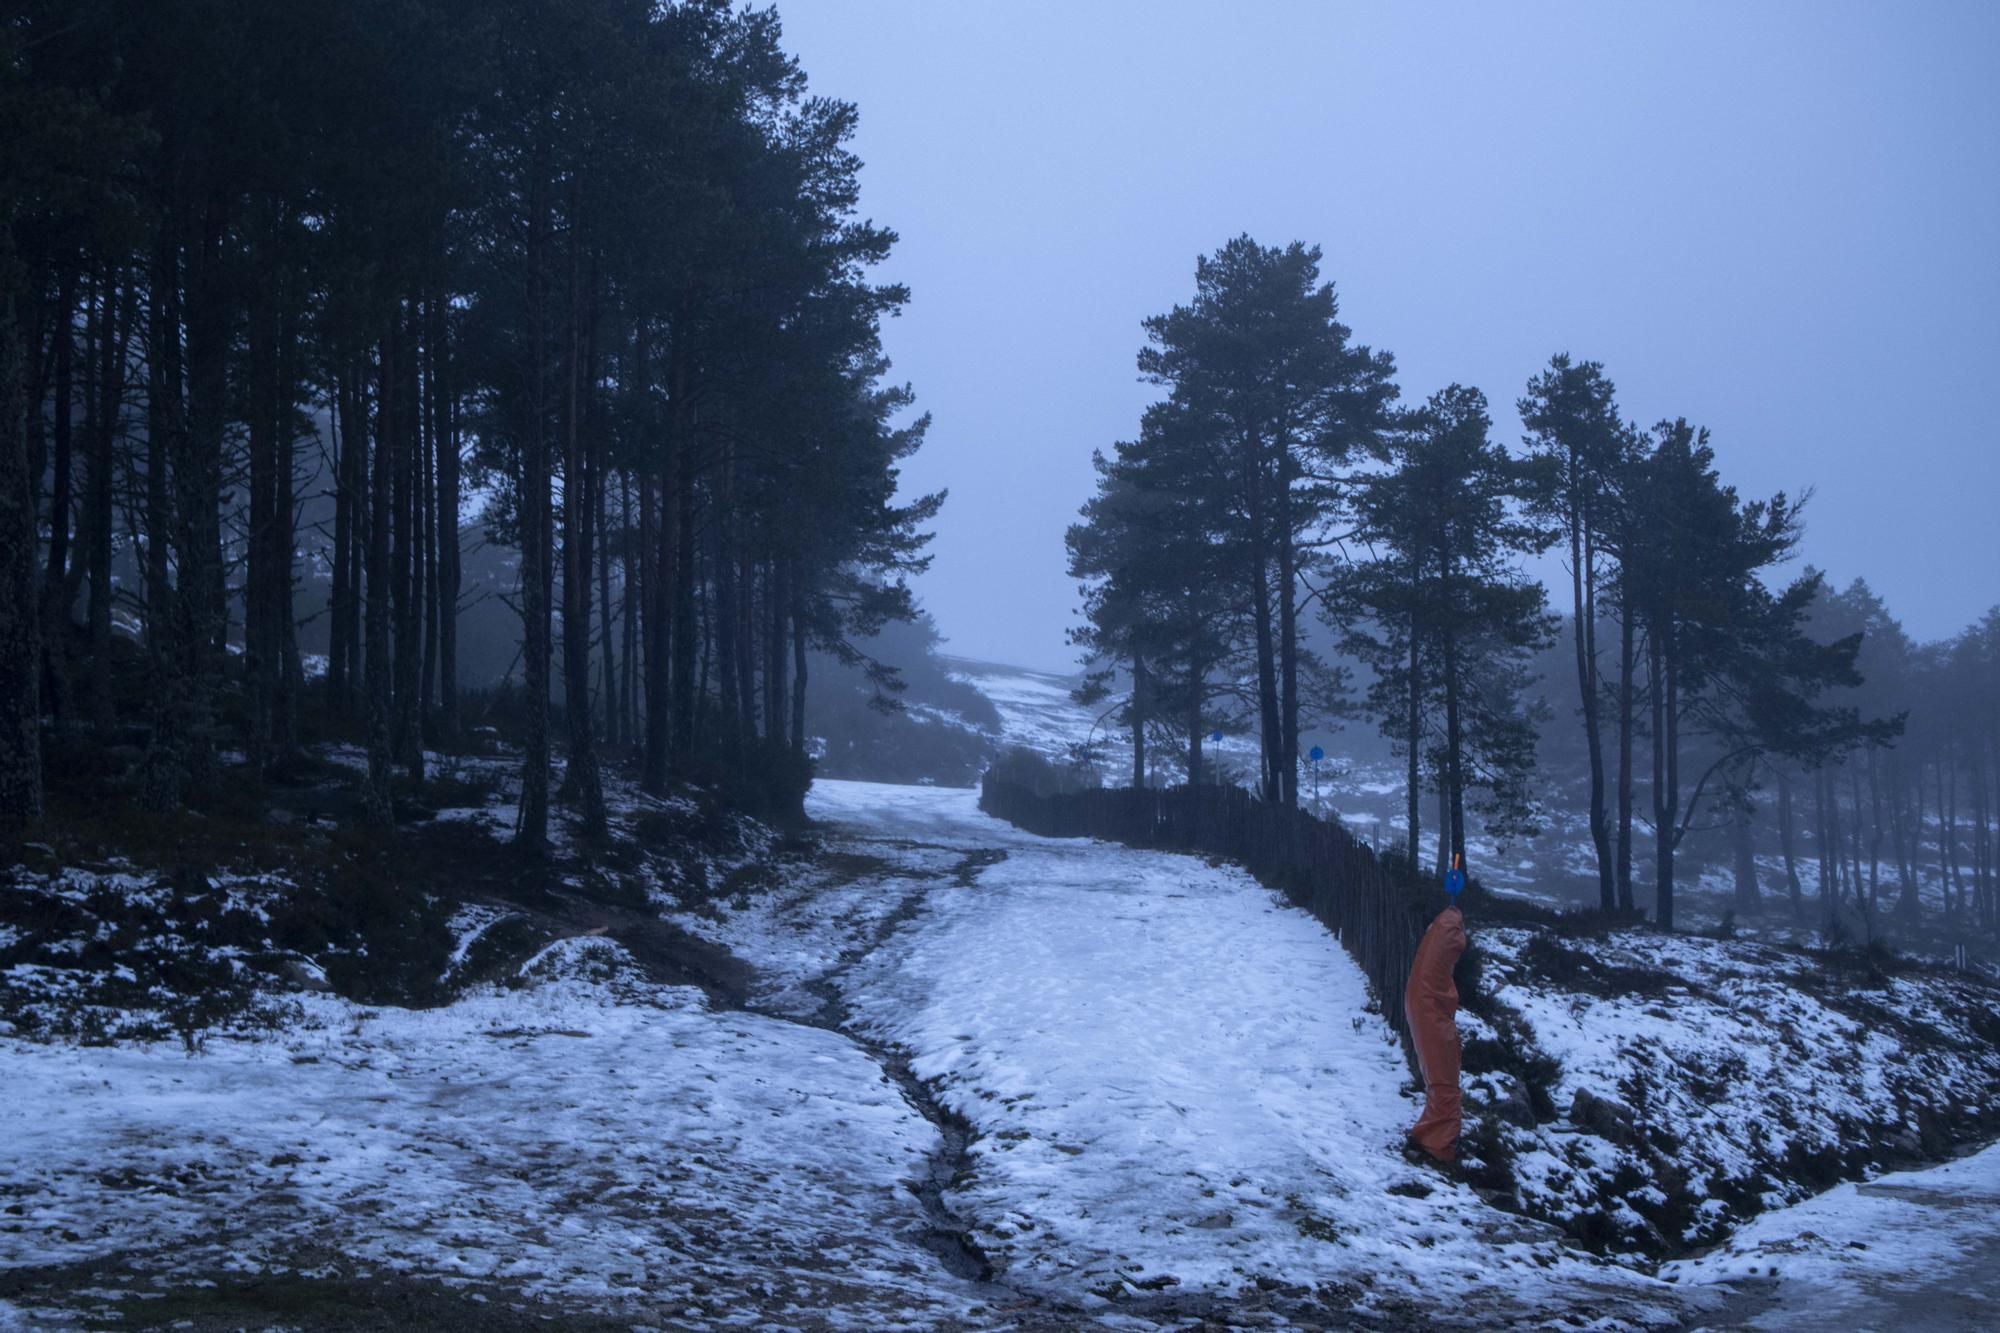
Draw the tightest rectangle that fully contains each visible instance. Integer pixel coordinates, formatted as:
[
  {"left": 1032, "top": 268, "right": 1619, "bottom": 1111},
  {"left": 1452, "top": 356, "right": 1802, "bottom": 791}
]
[{"left": 979, "top": 777, "right": 1435, "bottom": 1078}]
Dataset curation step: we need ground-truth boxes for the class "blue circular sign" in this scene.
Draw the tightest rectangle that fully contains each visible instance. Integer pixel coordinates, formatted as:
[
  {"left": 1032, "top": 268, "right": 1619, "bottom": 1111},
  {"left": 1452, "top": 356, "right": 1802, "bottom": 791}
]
[
  {"left": 1308, "top": 746, "right": 1324, "bottom": 763},
  {"left": 1444, "top": 868, "right": 1467, "bottom": 899},
  {"left": 1210, "top": 730, "right": 1223, "bottom": 743}
]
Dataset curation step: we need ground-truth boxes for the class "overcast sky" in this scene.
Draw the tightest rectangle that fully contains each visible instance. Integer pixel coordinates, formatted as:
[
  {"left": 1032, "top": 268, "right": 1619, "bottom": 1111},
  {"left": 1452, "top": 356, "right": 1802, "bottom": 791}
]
[{"left": 778, "top": 1, "right": 2000, "bottom": 673}]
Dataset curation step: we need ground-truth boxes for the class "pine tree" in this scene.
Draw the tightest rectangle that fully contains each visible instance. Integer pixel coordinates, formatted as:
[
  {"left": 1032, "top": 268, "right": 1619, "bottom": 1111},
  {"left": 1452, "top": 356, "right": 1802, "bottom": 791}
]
[
  {"left": 1339, "top": 385, "right": 1555, "bottom": 871},
  {"left": 1136, "top": 236, "right": 1396, "bottom": 804},
  {"left": 1520, "top": 355, "right": 1627, "bottom": 907},
  {"left": 1622, "top": 421, "right": 1895, "bottom": 929}
]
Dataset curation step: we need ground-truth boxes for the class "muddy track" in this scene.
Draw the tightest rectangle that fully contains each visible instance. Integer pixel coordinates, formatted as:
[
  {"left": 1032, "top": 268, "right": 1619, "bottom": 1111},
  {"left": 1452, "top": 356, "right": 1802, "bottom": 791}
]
[{"left": 600, "top": 838, "right": 1023, "bottom": 1298}]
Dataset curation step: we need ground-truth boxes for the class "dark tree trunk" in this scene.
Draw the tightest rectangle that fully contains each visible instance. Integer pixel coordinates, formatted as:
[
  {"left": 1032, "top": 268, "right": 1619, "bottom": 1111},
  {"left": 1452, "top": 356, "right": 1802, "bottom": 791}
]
[
  {"left": 714, "top": 446, "right": 741, "bottom": 762},
  {"left": 764, "top": 559, "right": 786, "bottom": 752},
  {"left": 516, "top": 165, "right": 553, "bottom": 855},
  {"left": 1778, "top": 767, "right": 1803, "bottom": 919},
  {"left": 392, "top": 303, "right": 422, "bottom": 785},
  {"left": 1615, "top": 601, "right": 1636, "bottom": 910},
  {"left": 41, "top": 269, "right": 77, "bottom": 725},
  {"left": 620, "top": 469, "right": 637, "bottom": 749},
  {"left": 1250, "top": 552, "right": 1281, "bottom": 803},
  {"left": 328, "top": 378, "right": 350, "bottom": 718},
  {"left": 363, "top": 335, "right": 395, "bottom": 827},
  {"left": 597, "top": 429, "right": 616, "bottom": 749},
  {"left": 1891, "top": 756, "right": 1919, "bottom": 922},
  {"left": 0, "top": 261, "right": 44, "bottom": 831},
  {"left": 559, "top": 224, "right": 604, "bottom": 838},
  {"left": 1405, "top": 614, "right": 1421, "bottom": 865},
  {"left": 179, "top": 196, "right": 227, "bottom": 779},
  {"left": 1277, "top": 491, "right": 1298, "bottom": 809},
  {"left": 790, "top": 590, "right": 808, "bottom": 759},
  {"left": 1732, "top": 796, "right": 1760, "bottom": 913},
  {"left": 670, "top": 349, "right": 696, "bottom": 763},
  {"left": 1443, "top": 626, "right": 1465, "bottom": 872},
  {"left": 1575, "top": 510, "right": 1612, "bottom": 909},
  {"left": 1649, "top": 628, "right": 1677, "bottom": 930},
  {"left": 418, "top": 300, "right": 437, "bottom": 745},
  {"left": 642, "top": 468, "right": 670, "bottom": 794},
  {"left": 273, "top": 286, "right": 301, "bottom": 756},
  {"left": 739, "top": 546, "right": 757, "bottom": 743},
  {"left": 431, "top": 292, "right": 458, "bottom": 745},
  {"left": 245, "top": 235, "right": 278, "bottom": 761},
  {"left": 139, "top": 211, "right": 185, "bottom": 809},
  {"left": 86, "top": 267, "right": 124, "bottom": 736},
  {"left": 1130, "top": 657, "right": 1147, "bottom": 788},
  {"left": 1186, "top": 651, "right": 1204, "bottom": 790}
]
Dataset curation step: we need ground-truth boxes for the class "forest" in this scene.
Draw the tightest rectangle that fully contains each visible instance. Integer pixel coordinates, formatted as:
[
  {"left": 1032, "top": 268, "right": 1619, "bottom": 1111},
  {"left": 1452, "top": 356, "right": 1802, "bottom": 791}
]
[
  {"left": 0, "top": 0, "right": 939, "bottom": 856},
  {"left": 1067, "top": 236, "right": 2000, "bottom": 934}
]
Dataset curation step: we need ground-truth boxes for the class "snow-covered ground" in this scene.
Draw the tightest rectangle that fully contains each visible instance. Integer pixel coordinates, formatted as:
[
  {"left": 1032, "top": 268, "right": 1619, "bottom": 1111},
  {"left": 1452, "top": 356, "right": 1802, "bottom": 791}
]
[
  {"left": 0, "top": 936, "right": 986, "bottom": 1329},
  {"left": 1466, "top": 924, "right": 2000, "bottom": 1256},
  {"left": 7, "top": 745, "right": 1998, "bottom": 1327},
  {"left": 1666, "top": 1135, "right": 2000, "bottom": 1329}
]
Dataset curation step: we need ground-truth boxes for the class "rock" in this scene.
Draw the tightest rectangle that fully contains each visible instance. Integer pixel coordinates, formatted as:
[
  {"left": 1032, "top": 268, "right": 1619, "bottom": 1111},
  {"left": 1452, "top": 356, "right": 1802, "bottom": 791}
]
[
  {"left": 1570, "top": 1088, "right": 1639, "bottom": 1145},
  {"left": 282, "top": 958, "right": 334, "bottom": 993},
  {"left": 1479, "top": 1073, "right": 1538, "bottom": 1129}
]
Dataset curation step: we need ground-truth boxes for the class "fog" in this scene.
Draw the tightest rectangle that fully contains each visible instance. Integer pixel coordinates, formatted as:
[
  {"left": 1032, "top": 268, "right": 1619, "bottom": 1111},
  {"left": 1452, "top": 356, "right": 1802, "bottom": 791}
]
[{"left": 780, "top": 0, "right": 2000, "bottom": 672}]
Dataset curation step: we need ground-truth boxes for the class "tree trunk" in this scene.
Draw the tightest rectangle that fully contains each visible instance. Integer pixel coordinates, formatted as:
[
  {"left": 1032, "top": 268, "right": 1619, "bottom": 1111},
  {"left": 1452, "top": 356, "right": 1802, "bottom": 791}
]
[
  {"left": 669, "top": 343, "right": 696, "bottom": 765},
  {"left": 1277, "top": 499, "right": 1298, "bottom": 809},
  {"left": 1574, "top": 506, "right": 1612, "bottom": 909},
  {"left": 559, "top": 220, "right": 604, "bottom": 838},
  {"left": 1443, "top": 625, "right": 1466, "bottom": 873},
  {"left": 597, "top": 428, "right": 617, "bottom": 749},
  {"left": 1777, "top": 768, "right": 1803, "bottom": 919},
  {"left": 139, "top": 214, "right": 185, "bottom": 810},
  {"left": 272, "top": 270, "right": 301, "bottom": 756},
  {"left": 418, "top": 300, "right": 437, "bottom": 748},
  {"left": 0, "top": 258, "right": 45, "bottom": 832},
  {"left": 1405, "top": 614, "right": 1421, "bottom": 865},
  {"left": 516, "top": 161, "right": 552, "bottom": 854},
  {"left": 791, "top": 592, "right": 809, "bottom": 758},
  {"left": 642, "top": 467, "right": 670, "bottom": 794},
  {"left": 1615, "top": 600, "right": 1636, "bottom": 910},
  {"left": 245, "top": 237, "right": 278, "bottom": 762},
  {"left": 276, "top": 284, "right": 302, "bottom": 752},
  {"left": 41, "top": 268, "right": 77, "bottom": 726},
  {"left": 86, "top": 267, "right": 123, "bottom": 736},
  {"left": 432, "top": 293, "right": 459, "bottom": 745},
  {"left": 180, "top": 196, "right": 227, "bottom": 779},
  {"left": 1650, "top": 629, "right": 1678, "bottom": 930},
  {"left": 764, "top": 559, "right": 786, "bottom": 752},
  {"left": 621, "top": 469, "right": 638, "bottom": 748},
  {"left": 363, "top": 334, "right": 395, "bottom": 827},
  {"left": 392, "top": 303, "right": 422, "bottom": 785},
  {"left": 1130, "top": 657, "right": 1147, "bottom": 787},
  {"left": 1732, "top": 795, "right": 1760, "bottom": 914}
]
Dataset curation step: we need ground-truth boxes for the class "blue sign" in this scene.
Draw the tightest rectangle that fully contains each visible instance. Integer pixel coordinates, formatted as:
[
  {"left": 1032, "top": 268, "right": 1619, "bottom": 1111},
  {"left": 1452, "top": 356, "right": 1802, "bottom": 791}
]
[
  {"left": 1308, "top": 745, "right": 1324, "bottom": 763},
  {"left": 1444, "top": 868, "right": 1467, "bottom": 900},
  {"left": 1210, "top": 730, "right": 1223, "bottom": 743}
]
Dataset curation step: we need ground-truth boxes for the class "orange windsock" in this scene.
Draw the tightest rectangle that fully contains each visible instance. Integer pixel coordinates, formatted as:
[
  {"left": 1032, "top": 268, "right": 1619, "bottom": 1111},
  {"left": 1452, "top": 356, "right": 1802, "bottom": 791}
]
[{"left": 1405, "top": 905, "right": 1468, "bottom": 1161}]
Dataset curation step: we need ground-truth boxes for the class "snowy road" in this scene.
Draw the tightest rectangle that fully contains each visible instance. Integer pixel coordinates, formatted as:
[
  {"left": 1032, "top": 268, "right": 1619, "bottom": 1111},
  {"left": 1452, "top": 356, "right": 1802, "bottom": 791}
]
[{"left": 799, "top": 781, "right": 1682, "bottom": 1326}]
